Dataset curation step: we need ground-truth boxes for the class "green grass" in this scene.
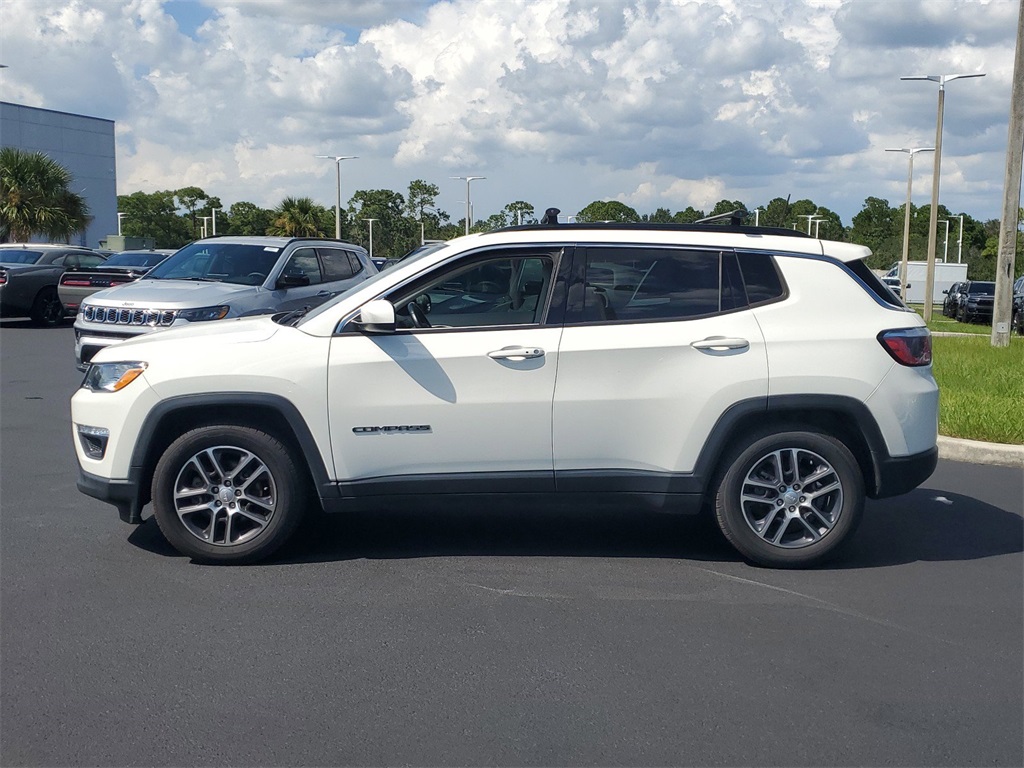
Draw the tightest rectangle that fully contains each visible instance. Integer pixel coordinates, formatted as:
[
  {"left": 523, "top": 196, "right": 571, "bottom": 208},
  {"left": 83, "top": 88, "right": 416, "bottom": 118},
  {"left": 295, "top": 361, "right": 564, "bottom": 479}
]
[
  {"left": 931, "top": 335, "right": 1024, "bottom": 444},
  {"left": 925, "top": 311, "right": 994, "bottom": 335}
]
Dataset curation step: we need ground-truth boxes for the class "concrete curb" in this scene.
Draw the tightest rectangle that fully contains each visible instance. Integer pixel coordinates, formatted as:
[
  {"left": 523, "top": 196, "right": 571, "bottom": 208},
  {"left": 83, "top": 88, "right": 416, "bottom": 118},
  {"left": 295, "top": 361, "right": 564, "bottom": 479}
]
[{"left": 937, "top": 435, "right": 1024, "bottom": 468}]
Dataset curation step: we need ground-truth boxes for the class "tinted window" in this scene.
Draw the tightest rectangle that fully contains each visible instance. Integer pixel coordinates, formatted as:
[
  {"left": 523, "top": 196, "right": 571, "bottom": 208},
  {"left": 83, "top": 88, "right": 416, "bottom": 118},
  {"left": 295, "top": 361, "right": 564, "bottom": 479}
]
[
  {"left": 737, "top": 252, "right": 785, "bottom": 304},
  {"left": 106, "top": 252, "right": 168, "bottom": 268},
  {"left": 581, "top": 247, "right": 721, "bottom": 322},
  {"left": 346, "top": 251, "right": 364, "bottom": 276},
  {"left": 966, "top": 282, "right": 995, "bottom": 294},
  {"left": 282, "top": 248, "right": 323, "bottom": 285},
  {"left": 0, "top": 250, "right": 44, "bottom": 264},
  {"left": 390, "top": 255, "right": 555, "bottom": 329},
  {"left": 319, "top": 248, "right": 355, "bottom": 281},
  {"left": 846, "top": 258, "right": 901, "bottom": 307}
]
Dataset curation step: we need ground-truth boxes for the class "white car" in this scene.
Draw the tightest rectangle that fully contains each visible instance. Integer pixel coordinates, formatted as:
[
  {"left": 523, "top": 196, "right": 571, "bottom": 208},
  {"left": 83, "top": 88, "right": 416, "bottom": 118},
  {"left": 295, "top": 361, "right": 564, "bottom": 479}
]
[{"left": 71, "top": 216, "right": 938, "bottom": 567}]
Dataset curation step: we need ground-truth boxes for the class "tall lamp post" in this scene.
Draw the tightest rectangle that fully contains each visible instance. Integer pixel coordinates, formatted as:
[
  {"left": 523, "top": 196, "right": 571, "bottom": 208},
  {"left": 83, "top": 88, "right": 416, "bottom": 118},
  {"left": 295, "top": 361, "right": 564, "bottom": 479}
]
[
  {"left": 900, "top": 72, "right": 984, "bottom": 320},
  {"left": 362, "top": 218, "right": 379, "bottom": 261},
  {"left": 798, "top": 213, "right": 817, "bottom": 234},
  {"left": 315, "top": 154, "right": 358, "bottom": 239},
  {"left": 419, "top": 206, "right": 437, "bottom": 245},
  {"left": 937, "top": 219, "right": 950, "bottom": 263},
  {"left": 450, "top": 176, "right": 485, "bottom": 235},
  {"left": 886, "top": 146, "right": 934, "bottom": 301},
  {"left": 116, "top": 212, "right": 127, "bottom": 236},
  {"left": 957, "top": 214, "right": 964, "bottom": 263}
]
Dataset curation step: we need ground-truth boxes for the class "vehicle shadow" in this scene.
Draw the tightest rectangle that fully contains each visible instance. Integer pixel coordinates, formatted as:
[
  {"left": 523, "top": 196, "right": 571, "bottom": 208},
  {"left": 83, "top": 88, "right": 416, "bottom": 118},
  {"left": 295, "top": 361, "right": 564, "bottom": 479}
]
[{"left": 126, "top": 487, "right": 1023, "bottom": 568}]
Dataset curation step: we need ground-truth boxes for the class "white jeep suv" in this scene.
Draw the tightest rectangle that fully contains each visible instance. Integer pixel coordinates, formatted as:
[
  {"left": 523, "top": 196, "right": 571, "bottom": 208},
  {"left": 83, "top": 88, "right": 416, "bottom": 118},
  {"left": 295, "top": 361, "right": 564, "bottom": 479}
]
[{"left": 71, "top": 217, "right": 938, "bottom": 567}]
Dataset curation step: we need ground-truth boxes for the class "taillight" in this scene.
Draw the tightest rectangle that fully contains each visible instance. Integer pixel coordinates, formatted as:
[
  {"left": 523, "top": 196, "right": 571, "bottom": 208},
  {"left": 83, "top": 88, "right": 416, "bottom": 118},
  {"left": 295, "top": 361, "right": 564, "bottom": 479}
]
[
  {"left": 0, "top": 270, "right": 7, "bottom": 286},
  {"left": 61, "top": 278, "right": 92, "bottom": 286},
  {"left": 878, "top": 327, "right": 931, "bottom": 366}
]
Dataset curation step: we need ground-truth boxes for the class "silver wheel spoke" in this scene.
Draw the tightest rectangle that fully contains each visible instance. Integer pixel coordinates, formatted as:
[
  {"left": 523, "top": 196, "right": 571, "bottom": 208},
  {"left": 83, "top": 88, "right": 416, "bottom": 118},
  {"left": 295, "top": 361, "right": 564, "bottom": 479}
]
[
  {"left": 740, "top": 445, "right": 844, "bottom": 550},
  {"left": 172, "top": 443, "right": 278, "bottom": 548}
]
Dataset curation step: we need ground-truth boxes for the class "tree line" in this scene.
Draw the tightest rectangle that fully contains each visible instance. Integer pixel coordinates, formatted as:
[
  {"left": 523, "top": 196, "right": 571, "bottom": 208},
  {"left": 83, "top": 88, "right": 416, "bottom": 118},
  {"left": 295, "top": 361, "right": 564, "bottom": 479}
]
[{"left": 1, "top": 147, "right": 1018, "bottom": 281}]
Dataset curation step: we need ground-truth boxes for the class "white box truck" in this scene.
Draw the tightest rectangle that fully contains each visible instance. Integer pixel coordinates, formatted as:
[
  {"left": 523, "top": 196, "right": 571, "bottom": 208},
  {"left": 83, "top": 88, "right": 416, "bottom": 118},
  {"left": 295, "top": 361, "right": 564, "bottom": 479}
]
[{"left": 885, "top": 261, "right": 968, "bottom": 304}]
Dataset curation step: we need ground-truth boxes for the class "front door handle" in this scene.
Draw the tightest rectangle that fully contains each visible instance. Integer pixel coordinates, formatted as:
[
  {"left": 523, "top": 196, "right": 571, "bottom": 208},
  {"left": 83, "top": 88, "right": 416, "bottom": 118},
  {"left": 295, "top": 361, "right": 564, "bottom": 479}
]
[
  {"left": 315, "top": 290, "right": 333, "bottom": 297},
  {"left": 690, "top": 337, "right": 750, "bottom": 351},
  {"left": 488, "top": 346, "right": 545, "bottom": 360}
]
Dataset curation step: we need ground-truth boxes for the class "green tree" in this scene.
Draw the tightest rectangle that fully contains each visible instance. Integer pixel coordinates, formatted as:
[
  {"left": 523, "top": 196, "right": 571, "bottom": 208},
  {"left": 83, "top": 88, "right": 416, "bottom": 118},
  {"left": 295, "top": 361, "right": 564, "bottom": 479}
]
[
  {"left": 504, "top": 201, "right": 535, "bottom": 226},
  {"left": 348, "top": 189, "right": 415, "bottom": 257},
  {"left": 268, "top": 196, "right": 329, "bottom": 237},
  {"left": 0, "top": 147, "right": 91, "bottom": 242},
  {"left": 225, "top": 201, "right": 274, "bottom": 236},
  {"left": 175, "top": 186, "right": 209, "bottom": 239},
  {"left": 576, "top": 200, "right": 640, "bottom": 223},
  {"left": 708, "top": 199, "right": 748, "bottom": 218},
  {"left": 117, "top": 190, "right": 191, "bottom": 248},
  {"left": 645, "top": 207, "right": 674, "bottom": 223},
  {"left": 761, "top": 197, "right": 792, "bottom": 229},
  {"left": 851, "top": 197, "right": 900, "bottom": 269},
  {"left": 405, "top": 179, "right": 440, "bottom": 220},
  {"left": 672, "top": 206, "right": 705, "bottom": 224}
]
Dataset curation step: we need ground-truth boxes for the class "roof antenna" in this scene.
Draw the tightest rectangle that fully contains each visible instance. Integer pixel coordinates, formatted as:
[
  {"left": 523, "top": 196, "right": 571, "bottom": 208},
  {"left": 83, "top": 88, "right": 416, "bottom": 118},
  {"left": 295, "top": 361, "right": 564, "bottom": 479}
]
[{"left": 540, "top": 207, "right": 561, "bottom": 225}]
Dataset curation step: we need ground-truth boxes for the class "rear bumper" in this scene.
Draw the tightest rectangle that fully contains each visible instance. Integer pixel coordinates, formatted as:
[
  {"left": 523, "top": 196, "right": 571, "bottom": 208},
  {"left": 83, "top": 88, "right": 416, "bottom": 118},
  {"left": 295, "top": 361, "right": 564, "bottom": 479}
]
[{"left": 871, "top": 445, "right": 938, "bottom": 499}]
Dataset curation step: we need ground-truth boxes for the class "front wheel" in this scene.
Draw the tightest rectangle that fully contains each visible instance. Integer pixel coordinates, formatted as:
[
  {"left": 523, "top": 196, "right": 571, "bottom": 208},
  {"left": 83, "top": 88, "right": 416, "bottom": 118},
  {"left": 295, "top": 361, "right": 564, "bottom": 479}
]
[
  {"left": 714, "top": 431, "right": 864, "bottom": 568},
  {"left": 152, "top": 425, "right": 308, "bottom": 563}
]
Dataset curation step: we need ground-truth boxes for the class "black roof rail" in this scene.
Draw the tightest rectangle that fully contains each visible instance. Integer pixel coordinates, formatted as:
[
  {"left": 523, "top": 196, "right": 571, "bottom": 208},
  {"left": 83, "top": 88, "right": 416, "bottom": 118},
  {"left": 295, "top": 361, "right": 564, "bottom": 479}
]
[
  {"left": 495, "top": 221, "right": 809, "bottom": 238},
  {"left": 696, "top": 209, "right": 748, "bottom": 226}
]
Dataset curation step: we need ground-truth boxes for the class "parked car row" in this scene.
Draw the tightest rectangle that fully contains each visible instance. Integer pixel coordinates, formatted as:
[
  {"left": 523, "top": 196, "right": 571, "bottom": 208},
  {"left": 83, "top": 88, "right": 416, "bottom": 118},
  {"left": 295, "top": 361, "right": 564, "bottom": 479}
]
[
  {"left": 58, "top": 249, "right": 176, "bottom": 318},
  {"left": 0, "top": 244, "right": 108, "bottom": 326}
]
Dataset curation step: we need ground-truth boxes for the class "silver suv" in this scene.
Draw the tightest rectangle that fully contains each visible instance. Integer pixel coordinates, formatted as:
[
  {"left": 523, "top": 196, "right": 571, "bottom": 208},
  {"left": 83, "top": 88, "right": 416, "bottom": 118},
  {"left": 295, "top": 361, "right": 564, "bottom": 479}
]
[{"left": 74, "top": 236, "right": 375, "bottom": 369}]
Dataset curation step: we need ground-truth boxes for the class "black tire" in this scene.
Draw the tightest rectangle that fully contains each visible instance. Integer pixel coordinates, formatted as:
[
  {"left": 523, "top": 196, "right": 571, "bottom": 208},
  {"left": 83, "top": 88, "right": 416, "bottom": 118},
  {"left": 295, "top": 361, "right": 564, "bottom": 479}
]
[
  {"left": 151, "top": 425, "right": 308, "bottom": 564},
  {"left": 1013, "top": 309, "right": 1023, "bottom": 336},
  {"left": 714, "top": 430, "right": 864, "bottom": 568},
  {"left": 29, "top": 286, "right": 64, "bottom": 326}
]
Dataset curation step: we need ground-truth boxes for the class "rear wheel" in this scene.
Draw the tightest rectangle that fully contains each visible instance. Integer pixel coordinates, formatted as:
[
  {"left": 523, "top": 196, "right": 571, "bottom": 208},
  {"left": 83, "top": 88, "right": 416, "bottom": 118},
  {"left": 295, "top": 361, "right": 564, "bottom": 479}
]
[
  {"left": 714, "top": 430, "right": 864, "bottom": 568},
  {"left": 29, "top": 287, "right": 64, "bottom": 326},
  {"left": 152, "top": 425, "right": 308, "bottom": 563}
]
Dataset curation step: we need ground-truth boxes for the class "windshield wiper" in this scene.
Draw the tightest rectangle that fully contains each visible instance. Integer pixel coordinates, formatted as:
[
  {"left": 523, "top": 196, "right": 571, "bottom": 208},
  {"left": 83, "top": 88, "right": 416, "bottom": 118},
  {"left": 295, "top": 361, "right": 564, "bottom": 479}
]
[{"left": 275, "top": 307, "right": 309, "bottom": 326}]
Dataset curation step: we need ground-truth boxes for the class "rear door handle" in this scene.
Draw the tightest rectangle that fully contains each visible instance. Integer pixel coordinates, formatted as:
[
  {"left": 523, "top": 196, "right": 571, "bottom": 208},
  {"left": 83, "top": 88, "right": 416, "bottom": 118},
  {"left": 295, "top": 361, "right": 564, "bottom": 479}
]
[
  {"left": 690, "top": 337, "right": 750, "bottom": 351},
  {"left": 488, "top": 346, "right": 545, "bottom": 360}
]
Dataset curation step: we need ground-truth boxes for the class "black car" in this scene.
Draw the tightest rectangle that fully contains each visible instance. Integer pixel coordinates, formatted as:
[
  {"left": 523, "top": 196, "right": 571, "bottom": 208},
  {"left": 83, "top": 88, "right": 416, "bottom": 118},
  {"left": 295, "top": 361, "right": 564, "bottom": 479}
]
[
  {"left": 942, "top": 281, "right": 967, "bottom": 317},
  {"left": 0, "top": 244, "right": 106, "bottom": 326},
  {"left": 1012, "top": 275, "right": 1024, "bottom": 336},
  {"left": 956, "top": 280, "right": 996, "bottom": 324}
]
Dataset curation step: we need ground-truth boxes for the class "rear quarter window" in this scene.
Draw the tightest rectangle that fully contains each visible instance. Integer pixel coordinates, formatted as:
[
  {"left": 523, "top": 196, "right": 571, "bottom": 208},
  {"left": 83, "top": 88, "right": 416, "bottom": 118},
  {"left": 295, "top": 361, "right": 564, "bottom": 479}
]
[{"left": 845, "top": 259, "right": 904, "bottom": 308}]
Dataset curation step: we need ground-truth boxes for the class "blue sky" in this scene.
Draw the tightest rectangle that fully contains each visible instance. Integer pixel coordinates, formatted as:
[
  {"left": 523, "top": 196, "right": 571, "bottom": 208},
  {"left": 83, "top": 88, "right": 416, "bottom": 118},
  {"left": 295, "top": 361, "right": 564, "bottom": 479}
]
[{"left": 1, "top": 0, "right": 1018, "bottom": 227}]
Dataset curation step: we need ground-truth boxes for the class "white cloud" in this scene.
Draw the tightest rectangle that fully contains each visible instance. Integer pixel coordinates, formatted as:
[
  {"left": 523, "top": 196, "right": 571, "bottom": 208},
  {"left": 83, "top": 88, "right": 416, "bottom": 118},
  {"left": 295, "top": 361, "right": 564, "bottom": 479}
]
[{"left": 0, "top": 0, "right": 1016, "bottom": 227}]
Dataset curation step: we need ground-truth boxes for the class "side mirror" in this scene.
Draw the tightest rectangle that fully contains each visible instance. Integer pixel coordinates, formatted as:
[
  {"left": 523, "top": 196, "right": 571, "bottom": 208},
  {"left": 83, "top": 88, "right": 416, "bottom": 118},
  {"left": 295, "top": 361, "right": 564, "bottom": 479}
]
[
  {"left": 354, "top": 299, "right": 396, "bottom": 334},
  {"left": 906, "top": 283, "right": 911, "bottom": 289},
  {"left": 276, "top": 270, "right": 310, "bottom": 289}
]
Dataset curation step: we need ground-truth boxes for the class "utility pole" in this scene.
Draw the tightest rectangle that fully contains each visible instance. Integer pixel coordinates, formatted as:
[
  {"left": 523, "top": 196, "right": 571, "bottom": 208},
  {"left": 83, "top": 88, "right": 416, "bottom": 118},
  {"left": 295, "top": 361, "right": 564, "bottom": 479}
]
[
  {"left": 991, "top": 0, "right": 1024, "bottom": 348},
  {"left": 901, "top": 71, "right": 985, "bottom": 320}
]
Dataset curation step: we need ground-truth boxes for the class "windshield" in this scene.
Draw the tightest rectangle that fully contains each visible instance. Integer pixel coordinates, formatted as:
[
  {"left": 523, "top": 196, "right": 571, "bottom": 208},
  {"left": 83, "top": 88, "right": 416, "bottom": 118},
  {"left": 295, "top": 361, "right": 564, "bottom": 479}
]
[
  {"left": 296, "top": 241, "right": 455, "bottom": 326},
  {"left": 146, "top": 242, "right": 281, "bottom": 285},
  {"left": 967, "top": 282, "right": 995, "bottom": 294},
  {"left": 105, "top": 251, "right": 170, "bottom": 268}
]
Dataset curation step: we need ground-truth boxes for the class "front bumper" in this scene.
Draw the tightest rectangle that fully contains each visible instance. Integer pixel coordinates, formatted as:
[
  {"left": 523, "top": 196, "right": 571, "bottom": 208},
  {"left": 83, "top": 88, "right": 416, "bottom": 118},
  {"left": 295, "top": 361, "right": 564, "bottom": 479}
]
[{"left": 78, "top": 469, "right": 144, "bottom": 524}]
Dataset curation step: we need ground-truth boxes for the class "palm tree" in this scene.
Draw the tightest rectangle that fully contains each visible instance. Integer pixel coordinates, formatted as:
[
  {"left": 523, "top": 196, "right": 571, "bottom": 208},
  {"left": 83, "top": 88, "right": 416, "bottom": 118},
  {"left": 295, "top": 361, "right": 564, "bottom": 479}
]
[
  {"left": 268, "top": 196, "right": 327, "bottom": 237},
  {"left": 0, "top": 147, "right": 91, "bottom": 242}
]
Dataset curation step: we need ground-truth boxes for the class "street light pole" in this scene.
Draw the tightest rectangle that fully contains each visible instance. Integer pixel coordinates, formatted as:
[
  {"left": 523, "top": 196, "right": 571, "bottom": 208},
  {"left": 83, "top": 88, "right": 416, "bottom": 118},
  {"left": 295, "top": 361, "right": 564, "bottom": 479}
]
[
  {"left": 798, "top": 214, "right": 817, "bottom": 234},
  {"left": 450, "top": 176, "right": 485, "bottom": 236},
  {"left": 957, "top": 214, "right": 964, "bottom": 263},
  {"left": 362, "top": 218, "right": 378, "bottom": 261},
  {"left": 886, "top": 147, "right": 935, "bottom": 301},
  {"left": 315, "top": 154, "right": 358, "bottom": 239},
  {"left": 901, "top": 72, "right": 985, "bottom": 320},
  {"left": 116, "top": 212, "right": 126, "bottom": 237},
  {"left": 200, "top": 216, "right": 211, "bottom": 239},
  {"left": 938, "top": 219, "right": 950, "bottom": 262},
  {"left": 211, "top": 207, "right": 218, "bottom": 237}
]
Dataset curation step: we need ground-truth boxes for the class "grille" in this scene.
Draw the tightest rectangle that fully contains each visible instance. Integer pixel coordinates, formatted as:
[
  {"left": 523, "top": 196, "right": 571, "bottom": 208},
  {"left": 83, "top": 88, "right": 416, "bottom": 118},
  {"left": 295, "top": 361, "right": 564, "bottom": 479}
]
[{"left": 82, "top": 305, "right": 177, "bottom": 326}]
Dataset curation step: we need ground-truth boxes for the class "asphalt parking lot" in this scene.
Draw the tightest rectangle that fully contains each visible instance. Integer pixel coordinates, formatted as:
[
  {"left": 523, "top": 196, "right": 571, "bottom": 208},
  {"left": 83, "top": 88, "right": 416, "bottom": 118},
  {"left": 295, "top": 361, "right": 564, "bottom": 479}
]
[{"left": 1, "top": 320, "right": 1022, "bottom": 767}]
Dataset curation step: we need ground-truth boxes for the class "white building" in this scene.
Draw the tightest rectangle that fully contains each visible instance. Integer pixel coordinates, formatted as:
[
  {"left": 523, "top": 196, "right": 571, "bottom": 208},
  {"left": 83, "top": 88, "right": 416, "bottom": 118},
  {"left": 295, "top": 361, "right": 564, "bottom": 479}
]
[{"left": 0, "top": 101, "right": 116, "bottom": 248}]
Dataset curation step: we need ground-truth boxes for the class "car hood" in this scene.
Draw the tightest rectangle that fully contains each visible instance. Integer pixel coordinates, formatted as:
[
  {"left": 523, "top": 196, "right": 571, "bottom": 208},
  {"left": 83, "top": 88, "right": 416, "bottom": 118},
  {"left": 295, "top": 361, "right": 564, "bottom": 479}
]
[
  {"left": 83, "top": 278, "right": 259, "bottom": 308},
  {"left": 92, "top": 315, "right": 281, "bottom": 361}
]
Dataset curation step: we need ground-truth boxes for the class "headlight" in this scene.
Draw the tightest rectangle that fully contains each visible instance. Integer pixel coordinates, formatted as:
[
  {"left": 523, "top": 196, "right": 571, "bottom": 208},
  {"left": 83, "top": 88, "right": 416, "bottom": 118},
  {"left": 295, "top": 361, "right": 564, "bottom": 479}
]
[
  {"left": 82, "top": 362, "right": 148, "bottom": 392},
  {"left": 178, "top": 305, "right": 230, "bottom": 322}
]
